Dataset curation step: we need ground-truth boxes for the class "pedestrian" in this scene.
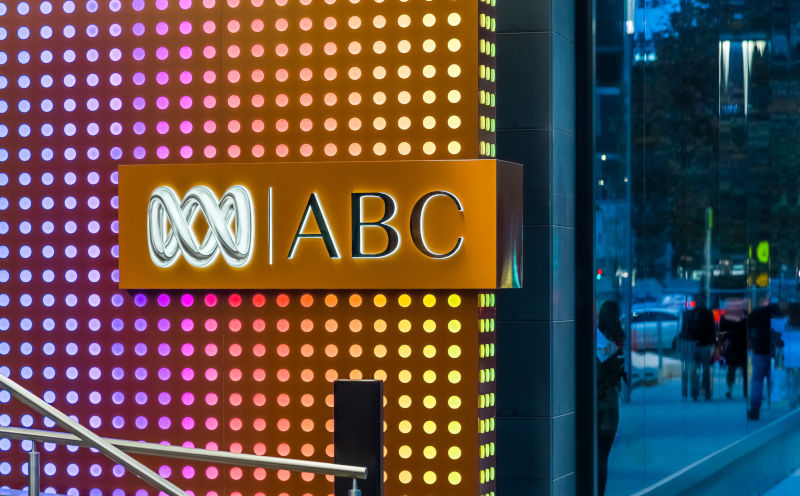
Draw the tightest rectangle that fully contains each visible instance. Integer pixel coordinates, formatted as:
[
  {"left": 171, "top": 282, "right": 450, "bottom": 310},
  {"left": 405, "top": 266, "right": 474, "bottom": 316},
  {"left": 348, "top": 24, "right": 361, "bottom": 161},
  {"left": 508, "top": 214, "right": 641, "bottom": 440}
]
[
  {"left": 597, "top": 300, "right": 626, "bottom": 496},
  {"left": 748, "top": 294, "right": 780, "bottom": 420},
  {"left": 721, "top": 298, "right": 747, "bottom": 398},
  {"left": 682, "top": 294, "right": 716, "bottom": 400}
]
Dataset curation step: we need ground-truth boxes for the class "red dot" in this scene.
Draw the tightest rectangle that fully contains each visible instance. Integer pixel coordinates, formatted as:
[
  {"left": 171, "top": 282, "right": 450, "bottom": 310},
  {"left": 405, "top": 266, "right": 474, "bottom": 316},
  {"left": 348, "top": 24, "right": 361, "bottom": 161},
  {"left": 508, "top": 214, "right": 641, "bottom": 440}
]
[
  {"left": 276, "top": 294, "right": 290, "bottom": 307},
  {"left": 253, "top": 294, "right": 266, "bottom": 307},
  {"left": 204, "top": 294, "right": 217, "bottom": 306},
  {"left": 228, "top": 294, "right": 242, "bottom": 307},
  {"left": 253, "top": 393, "right": 267, "bottom": 406}
]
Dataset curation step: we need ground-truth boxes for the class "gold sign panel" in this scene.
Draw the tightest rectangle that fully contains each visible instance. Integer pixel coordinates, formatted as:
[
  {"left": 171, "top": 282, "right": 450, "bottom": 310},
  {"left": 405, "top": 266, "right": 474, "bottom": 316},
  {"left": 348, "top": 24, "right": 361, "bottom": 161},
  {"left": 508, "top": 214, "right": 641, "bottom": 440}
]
[{"left": 119, "top": 159, "right": 521, "bottom": 289}]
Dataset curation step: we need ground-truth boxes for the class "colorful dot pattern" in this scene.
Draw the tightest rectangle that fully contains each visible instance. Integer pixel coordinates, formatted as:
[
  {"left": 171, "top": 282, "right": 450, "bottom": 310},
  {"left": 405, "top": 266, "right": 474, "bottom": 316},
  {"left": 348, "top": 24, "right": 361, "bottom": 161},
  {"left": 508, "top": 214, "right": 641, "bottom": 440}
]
[{"left": 0, "top": 1, "right": 497, "bottom": 495}]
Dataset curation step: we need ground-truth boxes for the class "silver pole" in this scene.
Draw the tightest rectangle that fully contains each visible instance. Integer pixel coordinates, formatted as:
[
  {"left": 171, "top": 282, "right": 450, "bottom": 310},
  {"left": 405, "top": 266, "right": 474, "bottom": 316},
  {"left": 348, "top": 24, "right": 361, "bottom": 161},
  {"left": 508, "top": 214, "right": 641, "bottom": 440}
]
[
  {"left": 348, "top": 478, "right": 361, "bottom": 496},
  {"left": 27, "top": 443, "right": 39, "bottom": 496},
  {"left": 0, "top": 374, "right": 188, "bottom": 496},
  {"left": 0, "top": 426, "right": 368, "bottom": 480}
]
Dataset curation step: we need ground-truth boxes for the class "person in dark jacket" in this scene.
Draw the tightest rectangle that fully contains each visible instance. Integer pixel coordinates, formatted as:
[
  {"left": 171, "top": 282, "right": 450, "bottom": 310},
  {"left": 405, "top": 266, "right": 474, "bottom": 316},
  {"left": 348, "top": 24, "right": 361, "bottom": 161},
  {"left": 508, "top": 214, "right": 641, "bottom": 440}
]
[
  {"left": 748, "top": 295, "right": 780, "bottom": 420},
  {"left": 721, "top": 298, "right": 747, "bottom": 398},
  {"left": 683, "top": 294, "right": 716, "bottom": 400},
  {"left": 597, "top": 301, "right": 626, "bottom": 496}
]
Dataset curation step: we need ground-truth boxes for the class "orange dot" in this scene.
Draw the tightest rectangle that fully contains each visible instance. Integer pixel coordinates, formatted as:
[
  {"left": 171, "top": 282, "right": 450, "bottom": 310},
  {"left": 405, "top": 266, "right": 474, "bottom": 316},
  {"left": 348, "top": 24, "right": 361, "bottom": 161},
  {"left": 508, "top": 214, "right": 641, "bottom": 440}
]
[
  {"left": 253, "top": 393, "right": 266, "bottom": 406},
  {"left": 325, "top": 294, "right": 338, "bottom": 307},
  {"left": 349, "top": 143, "right": 362, "bottom": 156},
  {"left": 252, "top": 294, "right": 266, "bottom": 306},
  {"left": 276, "top": 393, "right": 290, "bottom": 407},
  {"left": 276, "top": 369, "right": 290, "bottom": 382},
  {"left": 349, "top": 92, "right": 362, "bottom": 105},
  {"left": 301, "top": 369, "right": 314, "bottom": 382},
  {"left": 276, "top": 294, "right": 290, "bottom": 307},
  {"left": 324, "top": 42, "right": 337, "bottom": 55},
  {"left": 324, "top": 118, "right": 337, "bottom": 131},
  {"left": 324, "top": 67, "right": 337, "bottom": 80},
  {"left": 301, "top": 344, "right": 314, "bottom": 357},
  {"left": 325, "top": 394, "right": 334, "bottom": 408},
  {"left": 348, "top": 118, "right": 362, "bottom": 131},
  {"left": 325, "top": 418, "right": 334, "bottom": 431},
  {"left": 301, "top": 419, "right": 315, "bottom": 432},
  {"left": 324, "top": 143, "right": 337, "bottom": 156},
  {"left": 301, "top": 443, "right": 314, "bottom": 455},
  {"left": 349, "top": 344, "right": 363, "bottom": 357},
  {"left": 326, "top": 445, "right": 334, "bottom": 458},
  {"left": 277, "top": 419, "right": 291, "bottom": 431},
  {"left": 300, "top": 294, "right": 314, "bottom": 307},
  {"left": 301, "top": 394, "right": 314, "bottom": 407},
  {"left": 325, "top": 319, "right": 338, "bottom": 332},
  {"left": 349, "top": 369, "right": 363, "bottom": 380},
  {"left": 349, "top": 319, "right": 362, "bottom": 332},
  {"left": 277, "top": 319, "right": 290, "bottom": 332},
  {"left": 325, "top": 369, "right": 338, "bottom": 382},
  {"left": 325, "top": 344, "right": 338, "bottom": 357},
  {"left": 300, "top": 319, "right": 314, "bottom": 332}
]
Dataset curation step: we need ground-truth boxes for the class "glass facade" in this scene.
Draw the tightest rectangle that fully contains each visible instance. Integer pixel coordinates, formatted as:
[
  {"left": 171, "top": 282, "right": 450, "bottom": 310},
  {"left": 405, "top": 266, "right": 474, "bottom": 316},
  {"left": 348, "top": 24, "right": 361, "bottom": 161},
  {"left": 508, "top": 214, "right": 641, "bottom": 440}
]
[{"left": 596, "top": 1, "right": 800, "bottom": 494}]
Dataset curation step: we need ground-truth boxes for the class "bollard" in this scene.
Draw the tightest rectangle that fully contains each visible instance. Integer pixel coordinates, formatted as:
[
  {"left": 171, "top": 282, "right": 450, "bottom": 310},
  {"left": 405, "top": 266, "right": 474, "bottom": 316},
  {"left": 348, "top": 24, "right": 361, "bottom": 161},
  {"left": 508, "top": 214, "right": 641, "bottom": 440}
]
[
  {"left": 28, "top": 443, "right": 39, "bottom": 496},
  {"left": 334, "top": 380, "right": 383, "bottom": 496}
]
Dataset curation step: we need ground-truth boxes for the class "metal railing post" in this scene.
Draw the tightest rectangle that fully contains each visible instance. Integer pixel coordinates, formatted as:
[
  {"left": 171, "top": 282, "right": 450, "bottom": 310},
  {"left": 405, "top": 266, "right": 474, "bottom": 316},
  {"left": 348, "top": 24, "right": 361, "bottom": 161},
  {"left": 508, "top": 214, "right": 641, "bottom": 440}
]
[
  {"left": 348, "top": 478, "right": 361, "bottom": 496},
  {"left": 334, "top": 380, "right": 383, "bottom": 496},
  {"left": 27, "top": 443, "right": 39, "bottom": 496}
]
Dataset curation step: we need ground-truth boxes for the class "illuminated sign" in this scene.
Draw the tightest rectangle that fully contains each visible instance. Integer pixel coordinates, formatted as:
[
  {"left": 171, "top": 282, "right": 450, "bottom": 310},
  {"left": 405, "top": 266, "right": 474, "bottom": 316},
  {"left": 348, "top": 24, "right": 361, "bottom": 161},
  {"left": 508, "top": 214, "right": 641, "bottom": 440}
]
[{"left": 119, "top": 160, "right": 522, "bottom": 289}]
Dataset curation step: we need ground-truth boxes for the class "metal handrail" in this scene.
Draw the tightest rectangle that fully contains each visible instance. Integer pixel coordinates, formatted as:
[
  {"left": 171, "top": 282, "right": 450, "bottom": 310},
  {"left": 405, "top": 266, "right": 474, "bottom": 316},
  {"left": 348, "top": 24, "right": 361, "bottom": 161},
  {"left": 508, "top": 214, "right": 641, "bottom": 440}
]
[
  {"left": 0, "top": 374, "right": 367, "bottom": 496},
  {"left": 0, "top": 426, "right": 367, "bottom": 478}
]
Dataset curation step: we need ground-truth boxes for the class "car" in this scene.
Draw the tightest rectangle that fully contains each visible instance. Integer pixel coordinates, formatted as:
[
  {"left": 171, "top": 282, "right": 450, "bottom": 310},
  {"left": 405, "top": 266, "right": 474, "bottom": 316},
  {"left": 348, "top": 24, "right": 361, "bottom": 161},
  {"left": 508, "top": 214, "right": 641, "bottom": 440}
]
[{"left": 629, "top": 306, "right": 683, "bottom": 352}]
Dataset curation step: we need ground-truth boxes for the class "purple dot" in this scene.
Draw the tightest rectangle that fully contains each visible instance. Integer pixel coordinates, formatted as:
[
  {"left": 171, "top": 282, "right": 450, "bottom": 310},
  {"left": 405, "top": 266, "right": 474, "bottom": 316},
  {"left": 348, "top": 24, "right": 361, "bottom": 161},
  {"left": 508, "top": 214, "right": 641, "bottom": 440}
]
[
  {"left": 180, "top": 96, "right": 193, "bottom": 109},
  {"left": 135, "top": 368, "right": 148, "bottom": 380},
  {"left": 157, "top": 294, "right": 170, "bottom": 307},
  {"left": 180, "top": 146, "right": 193, "bottom": 159},
  {"left": 181, "top": 417, "right": 195, "bottom": 430},
  {"left": 180, "top": 121, "right": 193, "bottom": 134},
  {"left": 179, "top": 21, "right": 192, "bottom": 35},
  {"left": 133, "top": 97, "right": 146, "bottom": 110},
  {"left": 135, "top": 392, "right": 148, "bottom": 405},
  {"left": 112, "top": 392, "right": 125, "bottom": 404},
  {"left": 135, "top": 343, "right": 147, "bottom": 356},
  {"left": 158, "top": 417, "right": 171, "bottom": 429},
  {"left": 181, "top": 368, "right": 194, "bottom": 381},
  {"left": 181, "top": 392, "right": 194, "bottom": 405},
  {"left": 111, "top": 343, "right": 124, "bottom": 355},
  {"left": 181, "top": 318, "right": 194, "bottom": 331},
  {"left": 156, "top": 46, "right": 169, "bottom": 60},
  {"left": 132, "top": 0, "right": 145, "bottom": 11},
  {"left": 133, "top": 72, "right": 146, "bottom": 85},
  {"left": 156, "top": 96, "right": 170, "bottom": 110},
  {"left": 157, "top": 121, "right": 170, "bottom": 134},
  {"left": 158, "top": 392, "right": 171, "bottom": 405},
  {"left": 158, "top": 368, "right": 171, "bottom": 380},
  {"left": 135, "top": 416, "right": 148, "bottom": 429},
  {"left": 112, "top": 318, "right": 124, "bottom": 331},
  {"left": 179, "top": 71, "right": 192, "bottom": 85},
  {"left": 113, "top": 466, "right": 125, "bottom": 478},
  {"left": 111, "top": 294, "right": 124, "bottom": 307},
  {"left": 181, "top": 343, "right": 194, "bottom": 356},
  {"left": 134, "top": 318, "right": 147, "bottom": 331},
  {"left": 159, "top": 465, "right": 171, "bottom": 478},
  {"left": 112, "top": 416, "right": 125, "bottom": 429},
  {"left": 158, "top": 343, "right": 170, "bottom": 356},
  {"left": 156, "top": 72, "right": 169, "bottom": 85},
  {"left": 156, "top": 0, "right": 168, "bottom": 11},
  {"left": 158, "top": 319, "right": 170, "bottom": 331},
  {"left": 182, "top": 465, "right": 195, "bottom": 479},
  {"left": 133, "top": 146, "right": 146, "bottom": 159},
  {"left": 179, "top": 46, "right": 192, "bottom": 59},
  {"left": 157, "top": 146, "right": 169, "bottom": 159},
  {"left": 132, "top": 46, "right": 145, "bottom": 60},
  {"left": 134, "top": 294, "right": 147, "bottom": 307}
]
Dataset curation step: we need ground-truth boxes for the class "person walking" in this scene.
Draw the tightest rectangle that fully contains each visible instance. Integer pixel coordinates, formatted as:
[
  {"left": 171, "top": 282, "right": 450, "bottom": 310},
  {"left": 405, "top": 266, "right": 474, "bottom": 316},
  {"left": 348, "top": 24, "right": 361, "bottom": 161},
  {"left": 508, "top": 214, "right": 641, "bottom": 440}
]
[
  {"left": 748, "top": 294, "right": 779, "bottom": 420},
  {"left": 683, "top": 295, "right": 716, "bottom": 400},
  {"left": 596, "top": 301, "right": 626, "bottom": 496},
  {"left": 721, "top": 298, "right": 747, "bottom": 398}
]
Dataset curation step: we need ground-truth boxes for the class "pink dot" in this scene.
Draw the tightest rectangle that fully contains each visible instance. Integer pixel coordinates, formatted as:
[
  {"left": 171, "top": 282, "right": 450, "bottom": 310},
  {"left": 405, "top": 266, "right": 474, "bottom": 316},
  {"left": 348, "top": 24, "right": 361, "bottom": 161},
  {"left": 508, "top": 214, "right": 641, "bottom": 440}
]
[
  {"left": 156, "top": 47, "right": 169, "bottom": 60},
  {"left": 179, "top": 21, "right": 193, "bottom": 34},
  {"left": 156, "top": 21, "right": 169, "bottom": 34},
  {"left": 156, "top": 121, "right": 169, "bottom": 134},
  {"left": 204, "top": 319, "right": 217, "bottom": 332},
  {"left": 204, "top": 294, "right": 217, "bottom": 306},
  {"left": 203, "top": 95, "right": 216, "bottom": 108},
  {"left": 180, "top": 71, "right": 193, "bottom": 84},
  {"left": 228, "top": 145, "right": 241, "bottom": 158},
  {"left": 203, "top": 120, "right": 216, "bottom": 133},
  {"left": 180, "top": 46, "right": 192, "bottom": 59},
  {"left": 203, "top": 71, "right": 216, "bottom": 83},
  {"left": 276, "top": 144, "right": 289, "bottom": 157},
  {"left": 180, "top": 96, "right": 193, "bottom": 109},
  {"left": 182, "top": 368, "right": 195, "bottom": 381},
  {"left": 158, "top": 343, "right": 170, "bottom": 356},
  {"left": 158, "top": 319, "right": 170, "bottom": 331},
  {"left": 181, "top": 343, "right": 195, "bottom": 356},
  {"left": 180, "top": 146, "right": 193, "bottom": 159},
  {"left": 206, "top": 467, "right": 219, "bottom": 479},
  {"left": 159, "top": 466, "right": 171, "bottom": 478},
  {"left": 182, "top": 417, "right": 195, "bottom": 430},
  {"left": 156, "top": 72, "right": 169, "bottom": 84},
  {"left": 179, "top": 0, "right": 192, "bottom": 8},
  {"left": 205, "top": 344, "right": 218, "bottom": 356},
  {"left": 181, "top": 293, "right": 194, "bottom": 306},
  {"left": 157, "top": 146, "right": 169, "bottom": 159},
  {"left": 203, "top": 45, "right": 216, "bottom": 58},
  {"left": 158, "top": 417, "right": 171, "bottom": 429},
  {"left": 203, "top": 21, "right": 216, "bottom": 34},
  {"left": 205, "top": 368, "right": 218, "bottom": 380},
  {"left": 156, "top": 96, "right": 169, "bottom": 109},
  {"left": 181, "top": 318, "right": 194, "bottom": 331},
  {"left": 182, "top": 392, "right": 195, "bottom": 405},
  {"left": 182, "top": 466, "right": 195, "bottom": 479},
  {"left": 300, "top": 144, "right": 313, "bottom": 157},
  {"left": 203, "top": 145, "right": 217, "bottom": 158},
  {"left": 205, "top": 392, "right": 218, "bottom": 405},
  {"left": 158, "top": 294, "right": 170, "bottom": 306}
]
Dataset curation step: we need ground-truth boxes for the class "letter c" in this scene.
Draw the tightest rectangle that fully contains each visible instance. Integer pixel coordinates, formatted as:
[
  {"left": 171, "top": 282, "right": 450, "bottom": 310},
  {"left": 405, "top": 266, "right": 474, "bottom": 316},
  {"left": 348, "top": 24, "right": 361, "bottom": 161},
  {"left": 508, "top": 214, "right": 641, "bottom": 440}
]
[{"left": 410, "top": 191, "right": 464, "bottom": 259}]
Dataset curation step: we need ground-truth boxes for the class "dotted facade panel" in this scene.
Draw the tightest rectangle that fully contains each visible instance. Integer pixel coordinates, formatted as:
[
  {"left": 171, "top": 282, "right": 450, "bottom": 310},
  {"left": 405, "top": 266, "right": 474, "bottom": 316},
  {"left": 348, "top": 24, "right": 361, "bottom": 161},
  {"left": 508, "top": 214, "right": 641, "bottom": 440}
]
[{"left": 0, "top": 1, "right": 498, "bottom": 496}]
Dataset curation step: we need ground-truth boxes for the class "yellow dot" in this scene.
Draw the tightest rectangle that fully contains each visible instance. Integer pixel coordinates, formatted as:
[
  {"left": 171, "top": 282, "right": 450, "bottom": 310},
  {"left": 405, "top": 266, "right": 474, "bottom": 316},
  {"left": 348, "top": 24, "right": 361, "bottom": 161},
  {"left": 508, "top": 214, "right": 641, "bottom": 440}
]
[
  {"left": 447, "top": 13, "right": 461, "bottom": 25},
  {"left": 373, "top": 142, "right": 387, "bottom": 155},
  {"left": 422, "top": 90, "right": 436, "bottom": 104},
  {"left": 448, "top": 64, "right": 461, "bottom": 77},
  {"left": 398, "top": 294, "right": 412, "bottom": 307},
  {"left": 448, "top": 141, "right": 462, "bottom": 154},
  {"left": 447, "top": 90, "right": 461, "bottom": 103},
  {"left": 423, "top": 446, "right": 437, "bottom": 459},
  {"left": 373, "top": 66, "right": 386, "bottom": 79},
  {"left": 373, "top": 92, "right": 387, "bottom": 105},
  {"left": 447, "top": 38, "right": 461, "bottom": 51},
  {"left": 398, "top": 116, "right": 411, "bottom": 130},
  {"left": 448, "top": 472, "right": 462, "bottom": 485},
  {"left": 374, "top": 294, "right": 387, "bottom": 307},
  {"left": 422, "top": 39, "right": 436, "bottom": 52},
  {"left": 398, "top": 14, "right": 411, "bottom": 27},
  {"left": 398, "top": 319, "right": 412, "bottom": 332},
  {"left": 349, "top": 369, "right": 363, "bottom": 380},
  {"left": 398, "top": 370, "right": 412, "bottom": 383},
  {"left": 373, "top": 15, "right": 386, "bottom": 28},
  {"left": 423, "top": 471, "right": 437, "bottom": 484},
  {"left": 448, "top": 294, "right": 462, "bottom": 307},
  {"left": 423, "top": 421, "right": 437, "bottom": 434},
  {"left": 422, "top": 65, "right": 436, "bottom": 78},
  {"left": 423, "top": 319, "right": 437, "bottom": 332},
  {"left": 448, "top": 319, "right": 462, "bottom": 332},
  {"left": 423, "top": 344, "right": 437, "bottom": 358},
  {"left": 398, "top": 445, "right": 412, "bottom": 458},
  {"left": 423, "top": 294, "right": 436, "bottom": 307},
  {"left": 398, "top": 65, "right": 411, "bottom": 78},
  {"left": 448, "top": 421, "right": 462, "bottom": 434},
  {"left": 448, "top": 345, "right": 461, "bottom": 358},
  {"left": 373, "top": 117, "right": 387, "bottom": 130},
  {"left": 398, "top": 142, "right": 411, "bottom": 155},
  {"left": 423, "top": 116, "right": 436, "bottom": 129},
  {"left": 423, "top": 395, "right": 436, "bottom": 408},
  {"left": 398, "top": 344, "right": 412, "bottom": 358},
  {"left": 398, "top": 395, "right": 412, "bottom": 408},
  {"left": 398, "top": 91, "right": 411, "bottom": 104},
  {"left": 399, "top": 470, "right": 412, "bottom": 484},
  {"left": 423, "top": 370, "right": 436, "bottom": 383},
  {"left": 374, "top": 369, "right": 387, "bottom": 381},
  {"left": 373, "top": 40, "right": 386, "bottom": 54},
  {"left": 373, "top": 344, "right": 387, "bottom": 358},
  {"left": 374, "top": 319, "right": 387, "bottom": 332},
  {"left": 448, "top": 446, "right": 462, "bottom": 460},
  {"left": 398, "top": 420, "right": 412, "bottom": 433},
  {"left": 423, "top": 142, "right": 436, "bottom": 155},
  {"left": 448, "top": 370, "right": 462, "bottom": 383},
  {"left": 448, "top": 115, "right": 462, "bottom": 129},
  {"left": 448, "top": 395, "right": 461, "bottom": 409},
  {"left": 397, "top": 40, "right": 411, "bottom": 53},
  {"left": 422, "top": 13, "right": 436, "bottom": 26}
]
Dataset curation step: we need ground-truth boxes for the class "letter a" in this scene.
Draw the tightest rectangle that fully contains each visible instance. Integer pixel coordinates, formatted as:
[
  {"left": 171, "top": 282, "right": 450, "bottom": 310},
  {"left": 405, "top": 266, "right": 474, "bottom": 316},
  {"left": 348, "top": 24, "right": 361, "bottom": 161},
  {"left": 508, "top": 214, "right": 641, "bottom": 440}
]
[{"left": 288, "top": 193, "right": 341, "bottom": 259}]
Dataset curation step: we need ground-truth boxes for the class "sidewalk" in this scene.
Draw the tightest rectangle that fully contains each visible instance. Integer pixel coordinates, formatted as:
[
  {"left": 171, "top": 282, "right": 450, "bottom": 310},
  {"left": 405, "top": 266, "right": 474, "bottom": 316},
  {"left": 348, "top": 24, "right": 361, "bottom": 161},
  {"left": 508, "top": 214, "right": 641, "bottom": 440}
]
[
  {"left": 763, "top": 468, "right": 800, "bottom": 495},
  {"left": 606, "top": 361, "right": 786, "bottom": 496}
]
